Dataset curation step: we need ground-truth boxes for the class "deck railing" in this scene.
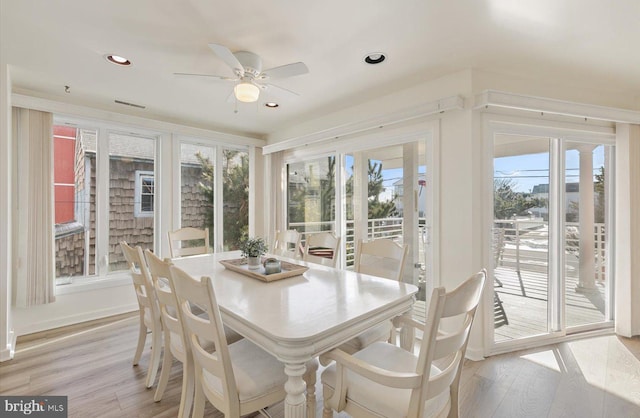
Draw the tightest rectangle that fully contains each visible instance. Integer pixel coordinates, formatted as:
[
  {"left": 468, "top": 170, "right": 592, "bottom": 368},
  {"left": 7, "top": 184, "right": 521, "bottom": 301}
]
[
  {"left": 289, "top": 217, "right": 408, "bottom": 267},
  {"left": 494, "top": 219, "right": 607, "bottom": 282},
  {"left": 290, "top": 217, "right": 607, "bottom": 282}
]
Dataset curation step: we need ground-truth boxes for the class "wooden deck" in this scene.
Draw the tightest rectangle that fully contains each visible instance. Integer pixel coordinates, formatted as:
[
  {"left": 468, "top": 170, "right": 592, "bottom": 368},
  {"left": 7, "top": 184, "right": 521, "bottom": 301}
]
[
  {"left": 493, "top": 266, "right": 608, "bottom": 341},
  {"left": 411, "top": 264, "right": 608, "bottom": 343}
]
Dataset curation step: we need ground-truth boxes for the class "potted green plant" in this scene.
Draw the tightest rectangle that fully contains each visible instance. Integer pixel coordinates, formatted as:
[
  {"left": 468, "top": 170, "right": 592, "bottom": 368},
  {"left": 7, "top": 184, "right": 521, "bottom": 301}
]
[{"left": 240, "top": 237, "right": 268, "bottom": 270}]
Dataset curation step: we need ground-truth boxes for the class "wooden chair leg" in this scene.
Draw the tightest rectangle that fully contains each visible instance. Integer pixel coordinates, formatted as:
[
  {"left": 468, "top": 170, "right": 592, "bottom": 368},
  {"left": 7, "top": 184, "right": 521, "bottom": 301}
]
[
  {"left": 145, "top": 327, "right": 162, "bottom": 388},
  {"left": 192, "top": 379, "right": 206, "bottom": 418},
  {"left": 153, "top": 332, "right": 173, "bottom": 401},
  {"left": 179, "top": 358, "right": 195, "bottom": 418},
  {"left": 133, "top": 312, "right": 147, "bottom": 366}
]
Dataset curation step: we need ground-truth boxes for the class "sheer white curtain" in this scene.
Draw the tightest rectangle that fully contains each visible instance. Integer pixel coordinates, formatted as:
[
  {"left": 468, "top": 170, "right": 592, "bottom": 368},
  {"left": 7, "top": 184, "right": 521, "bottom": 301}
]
[{"left": 14, "top": 107, "right": 55, "bottom": 306}]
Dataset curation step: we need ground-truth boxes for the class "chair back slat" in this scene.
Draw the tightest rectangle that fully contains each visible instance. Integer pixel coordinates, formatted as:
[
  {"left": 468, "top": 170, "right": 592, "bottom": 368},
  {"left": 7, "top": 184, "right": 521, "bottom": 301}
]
[
  {"left": 354, "top": 238, "right": 409, "bottom": 281},
  {"left": 409, "top": 269, "right": 486, "bottom": 417},
  {"left": 145, "top": 250, "right": 183, "bottom": 337},
  {"left": 169, "top": 265, "right": 239, "bottom": 410},
  {"left": 303, "top": 232, "right": 341, "bottom": 267},
  {"left": 273, "top": 229, "right": 302, "bottom": 258},
  {"left": 121, "top": 242, "right": 157, "bottom": 315},
  {"left": 168, "top": 227, "right": 210, "bottom": 258}
]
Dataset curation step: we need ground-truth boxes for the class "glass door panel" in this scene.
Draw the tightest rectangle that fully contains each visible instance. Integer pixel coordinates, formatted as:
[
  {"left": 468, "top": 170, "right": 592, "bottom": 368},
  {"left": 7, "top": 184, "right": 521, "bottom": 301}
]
[
  {"left": 492, "top": 131, "right": 615, "bottom": 348},
  {"left": 493, "top": 136, "right": 550, "bottom": 342},
  {"left": 287, "top": 155, "right": 337, "bottom": 246},
  {"left": 564, "top": 143, "right": 611, "bottom": 328}
]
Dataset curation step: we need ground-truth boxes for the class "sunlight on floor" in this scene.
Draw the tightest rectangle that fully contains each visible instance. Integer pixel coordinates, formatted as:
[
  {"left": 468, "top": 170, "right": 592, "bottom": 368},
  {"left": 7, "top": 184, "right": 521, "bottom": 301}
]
[{"left": 520, "top": 349, "right": 564, "bottom": 373}]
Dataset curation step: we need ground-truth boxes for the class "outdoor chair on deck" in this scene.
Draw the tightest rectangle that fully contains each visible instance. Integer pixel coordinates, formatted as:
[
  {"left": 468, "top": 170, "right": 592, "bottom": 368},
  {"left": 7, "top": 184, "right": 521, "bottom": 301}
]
[
  {"left": 321, "top": 269, "right": 486, "bottom": 418},
  {"left": 120, "top": 241, "right": 162, "bottom": 389},
  {"left": 168, "top": 227, "right": 210, "bottom": 258}
]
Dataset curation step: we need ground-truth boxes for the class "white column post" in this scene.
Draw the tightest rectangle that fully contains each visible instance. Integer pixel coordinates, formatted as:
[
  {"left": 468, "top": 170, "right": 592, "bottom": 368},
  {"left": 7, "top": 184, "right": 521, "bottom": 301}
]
[{"left": 576, "top": 145, "right": 597, "bottom": 292}]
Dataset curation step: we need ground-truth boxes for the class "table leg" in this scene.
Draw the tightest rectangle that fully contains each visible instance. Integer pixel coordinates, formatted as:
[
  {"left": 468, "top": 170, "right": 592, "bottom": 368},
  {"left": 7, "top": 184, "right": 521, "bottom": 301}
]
[
  {"left": 284, "top": 362, "right": 307, "bottom": 418},
  {"left": 399, "top": 312, "right": 416, "bottom": 352}
]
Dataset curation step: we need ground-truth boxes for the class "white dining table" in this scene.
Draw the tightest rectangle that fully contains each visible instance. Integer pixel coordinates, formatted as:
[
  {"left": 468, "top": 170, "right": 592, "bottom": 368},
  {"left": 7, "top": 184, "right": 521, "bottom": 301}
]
[{"left": 172, "top": 251, "right": 418, "bottom": 418}]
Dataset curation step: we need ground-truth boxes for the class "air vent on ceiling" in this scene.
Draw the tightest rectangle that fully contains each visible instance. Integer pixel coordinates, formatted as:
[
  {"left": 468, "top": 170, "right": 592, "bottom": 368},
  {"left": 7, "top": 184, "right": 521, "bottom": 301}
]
[{"left": 114, "top": 99, "right": 146, "bottom": 109}]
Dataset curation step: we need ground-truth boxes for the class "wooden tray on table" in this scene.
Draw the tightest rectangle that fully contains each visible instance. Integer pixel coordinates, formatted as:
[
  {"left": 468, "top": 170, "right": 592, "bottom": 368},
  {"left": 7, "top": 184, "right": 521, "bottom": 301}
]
[{"left": 219, "top": 258, "right": 309, "bottom": 282}]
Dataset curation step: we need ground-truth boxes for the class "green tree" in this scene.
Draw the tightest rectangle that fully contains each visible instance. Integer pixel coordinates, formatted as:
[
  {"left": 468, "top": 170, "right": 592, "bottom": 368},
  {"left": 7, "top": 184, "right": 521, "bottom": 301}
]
[
  {"left": 494, "top": 178, "right": 545, "bottom": 220},
  {"left": 344, "top": 160, "right": 398, "bottom": 219},
  {"left": 195, "top": 151, "right": 215, "bottom": 244},
  {"left": 367, "top": 161, "right": 398, "bottom": 219},
  {"left": 320, "top": 156, "right": 336, "bottom": 226},
  {"left": 223, "top": 150, "right": 249, "bottom": 250},
  {"left": 195, "top": 150, "right": 249, "bottom": 251}
]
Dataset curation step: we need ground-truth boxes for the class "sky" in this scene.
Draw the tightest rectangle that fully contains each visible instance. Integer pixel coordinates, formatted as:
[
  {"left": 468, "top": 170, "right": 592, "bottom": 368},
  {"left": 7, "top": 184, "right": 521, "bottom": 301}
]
[
  {"left": 343, "top": 144, "right": 607, "bottom": 199},
  {"left": 494, "top": 145, "right": 606, "bottom": 193}
]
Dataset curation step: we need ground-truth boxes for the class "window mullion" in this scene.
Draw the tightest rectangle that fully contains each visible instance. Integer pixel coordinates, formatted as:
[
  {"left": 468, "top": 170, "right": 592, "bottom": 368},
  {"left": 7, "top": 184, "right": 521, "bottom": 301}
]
[
  {"left": 214, "top": 147, "right": 223, "bottom": 252},
  {"left": 548, "top": 137, "right": 565, "bottom": 333},
  {"left": 95, "top": 127, "right": 109, "bottom": 276}
]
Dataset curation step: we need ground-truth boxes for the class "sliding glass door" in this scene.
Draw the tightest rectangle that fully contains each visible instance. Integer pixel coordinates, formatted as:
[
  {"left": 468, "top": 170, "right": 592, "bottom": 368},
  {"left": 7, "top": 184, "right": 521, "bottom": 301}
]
[
  {"left": 492, "top": 130, "right": 615, "bottom": 347},
  {"left": 285, "top": 136, "right": 433, "bottom": 320}
]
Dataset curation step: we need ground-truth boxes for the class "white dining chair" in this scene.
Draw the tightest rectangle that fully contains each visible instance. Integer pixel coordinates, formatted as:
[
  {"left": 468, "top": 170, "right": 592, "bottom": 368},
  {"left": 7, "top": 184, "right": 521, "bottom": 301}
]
[
  {"left": 272, "top": 229, "right": 302, "bottom": 259},
  {"left": 168, "top": 265, "right": 319, "bottom": 418},
  {"left": 303, "top": 231, "right": 341, "bottom": 268},
  {"left": 120, "top": 241, "right": 162, "bottom": 389},
  {"left": 321, "top": 269, "right": 487, "bottom": 418},
  {"left": 338, "top": 238, "right": 410, "bottom": 355},
  {"left": 354, "top": 238, "right": 409, "bottom": 281},
  {"left": 145, "top": 250, "right": 243, "bottom": 418},
  {"left": 168, "top": 227, "right": 210, "bottom": 258}
]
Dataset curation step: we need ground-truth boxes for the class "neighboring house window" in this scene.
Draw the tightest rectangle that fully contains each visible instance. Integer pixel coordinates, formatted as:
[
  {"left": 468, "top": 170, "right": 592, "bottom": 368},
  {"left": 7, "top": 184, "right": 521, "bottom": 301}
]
[{"left": 135, "top": 171, "right": 154, "bottom": 217}]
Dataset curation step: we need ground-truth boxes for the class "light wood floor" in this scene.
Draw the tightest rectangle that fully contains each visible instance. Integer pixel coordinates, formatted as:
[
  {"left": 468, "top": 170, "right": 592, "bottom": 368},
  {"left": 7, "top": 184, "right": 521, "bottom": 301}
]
[{"left": 2, "top": 313, "right": 640, "bottom": 418}]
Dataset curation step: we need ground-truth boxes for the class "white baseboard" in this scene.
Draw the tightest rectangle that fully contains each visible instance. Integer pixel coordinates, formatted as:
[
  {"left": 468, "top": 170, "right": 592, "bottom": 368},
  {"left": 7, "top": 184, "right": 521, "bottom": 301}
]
[
  {"left": 0, "top": 329, "right": 16, "bottom": 362},
  {"left": 465, "top": 346, "right": 485, "bottom": 362},
  {"left": 15, "top": 303, "right": 138, "bottom": 337}
]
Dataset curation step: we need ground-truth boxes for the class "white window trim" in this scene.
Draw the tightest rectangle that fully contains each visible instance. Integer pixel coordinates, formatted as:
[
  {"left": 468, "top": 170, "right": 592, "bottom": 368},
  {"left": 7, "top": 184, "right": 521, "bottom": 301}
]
[{"left": 134, "top": 170, "right": 154, "bottom": 217}]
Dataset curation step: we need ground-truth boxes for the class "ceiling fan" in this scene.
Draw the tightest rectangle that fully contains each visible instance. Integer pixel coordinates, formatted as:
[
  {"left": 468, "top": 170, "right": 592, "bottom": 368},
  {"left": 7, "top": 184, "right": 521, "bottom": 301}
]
[{"left": 175, "top": 43, "right": 309, "bottom": 103}]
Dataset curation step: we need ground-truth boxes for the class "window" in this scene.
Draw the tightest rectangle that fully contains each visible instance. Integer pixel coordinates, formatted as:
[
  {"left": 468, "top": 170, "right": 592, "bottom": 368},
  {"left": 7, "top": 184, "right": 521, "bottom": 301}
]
[
  {"left": 53, "top": 126, "right": 96, "bottom": 282},
  {"left": 222, "top": 149, "right": 249, "bottom": 250},
  {"left": 109, "top": 133, "right": 156, "bottom": 272},
  {"left": 180, "top": 143, "right": 214, "bottom": 251},
  {"left": 134, "top": 171, "right": 154, "bottom": 217},
  {"left": 177, "top": 143, "right": 249, "bottom": 252}
]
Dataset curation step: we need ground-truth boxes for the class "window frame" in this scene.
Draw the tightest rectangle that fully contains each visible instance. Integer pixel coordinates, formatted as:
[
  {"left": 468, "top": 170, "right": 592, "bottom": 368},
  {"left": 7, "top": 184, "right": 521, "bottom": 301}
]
[{"left": 134, "top": 170, "right": 154, "bottom": 217}]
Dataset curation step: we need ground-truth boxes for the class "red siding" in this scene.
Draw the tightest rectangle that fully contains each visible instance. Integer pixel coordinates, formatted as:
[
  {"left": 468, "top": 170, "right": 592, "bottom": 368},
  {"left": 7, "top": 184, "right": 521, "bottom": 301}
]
[{"left": 53, "top": 126, "right": 77, "bottom": 224}]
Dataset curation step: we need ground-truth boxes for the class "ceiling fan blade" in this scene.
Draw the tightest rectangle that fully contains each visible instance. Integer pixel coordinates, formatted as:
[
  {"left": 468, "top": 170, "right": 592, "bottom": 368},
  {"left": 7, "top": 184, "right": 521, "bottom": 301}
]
[
  {"left": 208, "top": 43, "right": 244, "bottom": 75},
  {"left": 260, "top": 62, "right": 309, "bottom": 79},
  {"left": 174, "top": 72, "right": 237, "bottom": 81},
  {"left": 262, "top": 83, "right": 300, "bottom": 99}
]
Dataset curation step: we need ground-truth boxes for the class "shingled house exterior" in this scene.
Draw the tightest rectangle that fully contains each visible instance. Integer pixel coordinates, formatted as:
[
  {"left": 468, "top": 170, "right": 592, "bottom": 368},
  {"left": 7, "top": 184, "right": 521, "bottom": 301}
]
[{"left": 54, "top": 127, "right": 209, "bottom": 280}]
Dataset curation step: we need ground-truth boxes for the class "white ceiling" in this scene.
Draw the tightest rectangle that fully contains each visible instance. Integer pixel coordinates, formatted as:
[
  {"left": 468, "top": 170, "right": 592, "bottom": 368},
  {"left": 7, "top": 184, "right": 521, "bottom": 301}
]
[{"left": 2, "top": 0, "right": 640, "bottom": 139}]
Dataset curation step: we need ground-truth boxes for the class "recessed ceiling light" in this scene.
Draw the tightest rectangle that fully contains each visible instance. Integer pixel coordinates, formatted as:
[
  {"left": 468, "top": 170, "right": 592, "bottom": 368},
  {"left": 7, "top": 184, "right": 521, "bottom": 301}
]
[
  {"left": 264, "top": 102, "right": 279, "bottom": 108},
  {"left": 105, "top": 54, "right": 132, "bottom": 66},
  {"left": 364, "top": 52, "right": 386, "bottom": 65}
]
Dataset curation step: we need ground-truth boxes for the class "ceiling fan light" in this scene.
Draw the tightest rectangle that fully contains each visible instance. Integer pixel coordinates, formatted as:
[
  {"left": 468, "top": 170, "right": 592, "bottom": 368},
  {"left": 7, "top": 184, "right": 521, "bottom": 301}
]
[{"left": 234, "top": 82, "right": 260, "bottom": 103}]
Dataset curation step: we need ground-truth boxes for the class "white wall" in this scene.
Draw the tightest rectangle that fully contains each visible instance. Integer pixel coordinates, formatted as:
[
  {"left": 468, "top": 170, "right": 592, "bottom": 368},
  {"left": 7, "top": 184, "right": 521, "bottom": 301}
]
[
  {"left": 12, "top": 284, "right": 138, "bottom": 336},
  {"left": 265, "top": 68, "right": 640, "bottom": 358},
  {"left": 0, "top": 63, "right": 14, "bottom": 361},
  {"left": 615, "top": 123, "right": 640, "bottom": 337}
]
